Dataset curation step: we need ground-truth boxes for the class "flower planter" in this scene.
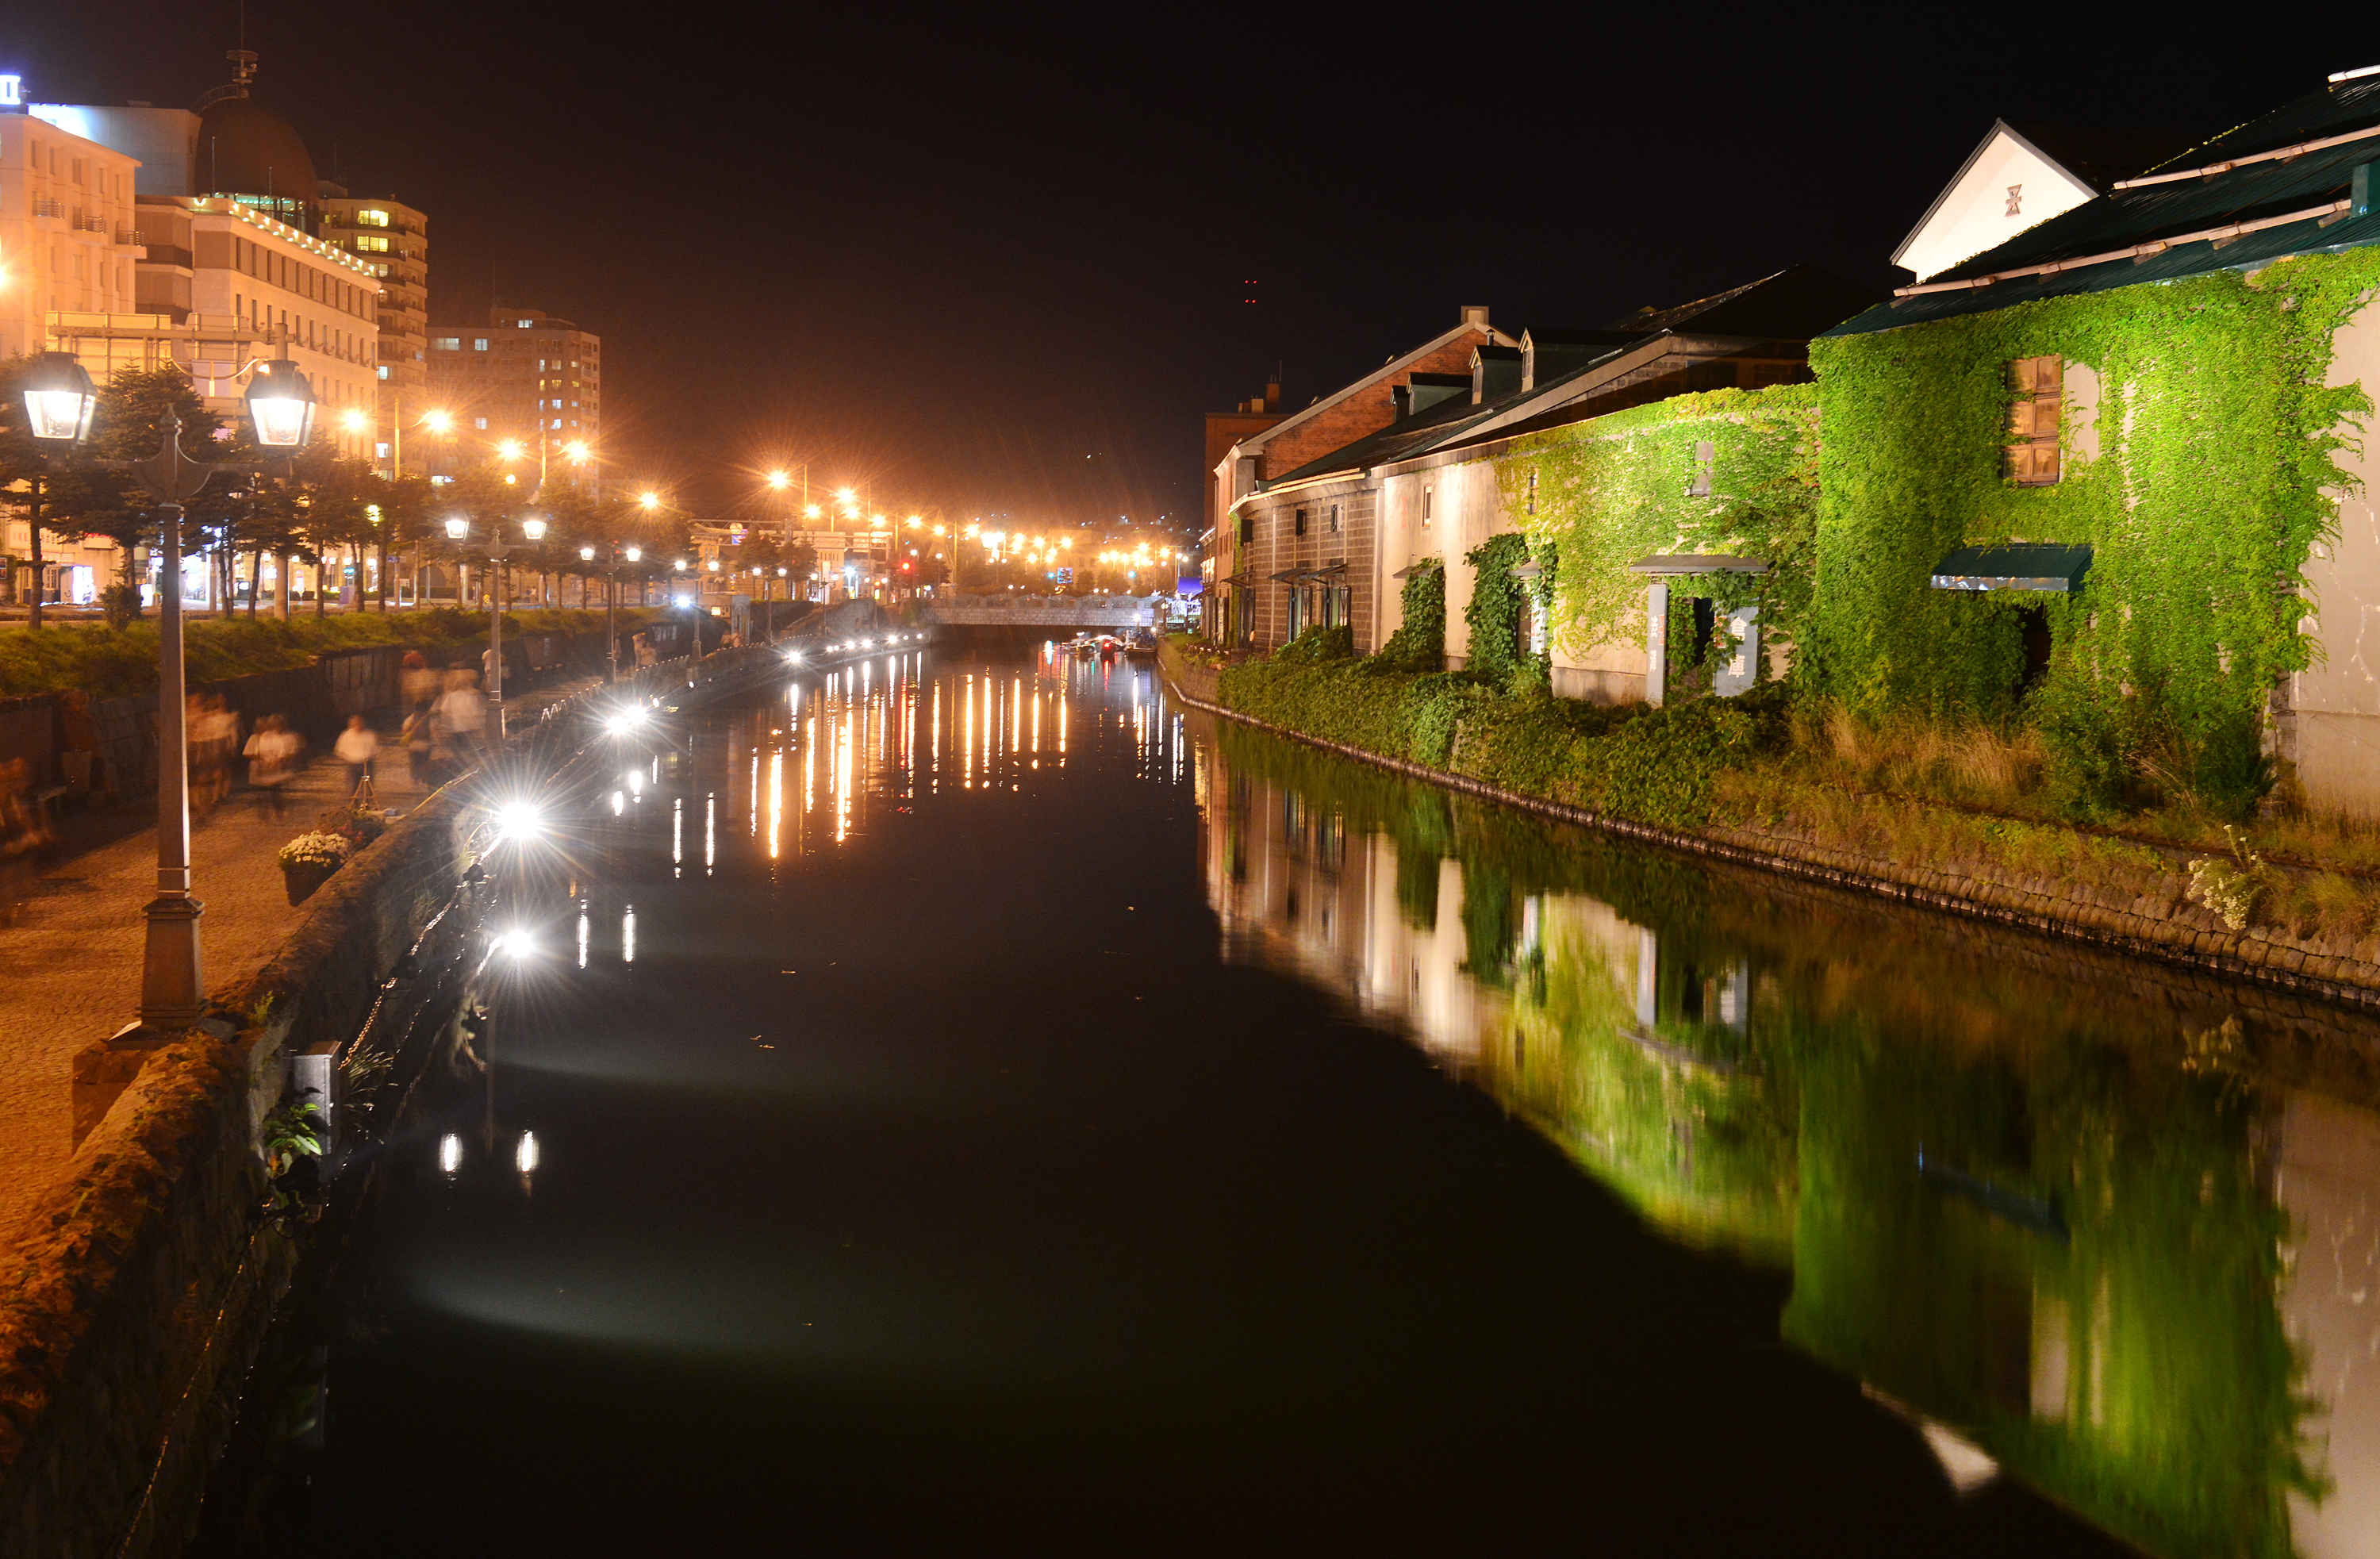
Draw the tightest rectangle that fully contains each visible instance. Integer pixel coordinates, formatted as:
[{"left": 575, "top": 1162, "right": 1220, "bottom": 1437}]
[{"left": 283, "top": 858, "right": 340, "bottom": 906}]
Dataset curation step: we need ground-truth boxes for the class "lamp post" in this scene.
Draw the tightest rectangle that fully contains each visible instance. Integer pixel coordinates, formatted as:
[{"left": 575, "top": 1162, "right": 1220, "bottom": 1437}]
[
  {"left": 446, "top": 512, "right": 545, "bottom": 742},
  {"left": 29, "top": 355, "right": 315, "bottom": 1032},
  {"left": 581, "top": 540, "right": 638, "bottom": 681}
]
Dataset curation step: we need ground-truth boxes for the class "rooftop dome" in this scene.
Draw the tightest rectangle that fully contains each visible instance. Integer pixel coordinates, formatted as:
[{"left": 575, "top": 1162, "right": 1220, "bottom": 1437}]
[{"left": 194, "top": 96, "right": 318, "bottom": 209}]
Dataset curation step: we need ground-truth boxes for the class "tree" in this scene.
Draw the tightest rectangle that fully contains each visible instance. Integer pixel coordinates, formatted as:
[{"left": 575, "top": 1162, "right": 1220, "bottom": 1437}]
[{"left": 87, "top": 367, "right": 225, "bottom": 616}]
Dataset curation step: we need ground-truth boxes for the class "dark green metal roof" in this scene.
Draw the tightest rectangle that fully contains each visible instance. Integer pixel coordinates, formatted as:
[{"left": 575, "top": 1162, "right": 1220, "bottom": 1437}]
[
  {"left": 1929, "top": 544, "right": 2094, "bottom": 593},
  {"left": 1831, "top": 77, "right": 2380, "bottom": 337}
]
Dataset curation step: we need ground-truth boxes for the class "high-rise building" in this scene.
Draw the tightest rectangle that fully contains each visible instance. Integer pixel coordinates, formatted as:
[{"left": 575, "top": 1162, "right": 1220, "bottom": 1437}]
[
  {"left": 320, "top": 190, "right": 428, "bottom": 476},
  {"left": 425, "top": 307, "right": 603, "bottom": 488}
]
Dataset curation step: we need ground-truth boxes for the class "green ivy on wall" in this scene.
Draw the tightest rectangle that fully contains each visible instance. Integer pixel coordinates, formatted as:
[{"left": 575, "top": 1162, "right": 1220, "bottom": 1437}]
[
  {"left": 1463, "top": 532, "right": 1533, "bottom": 687},
  {"left": 1806, "top": 253, "right": 2380, "bottom": 814},
  {"left": 1372, "top": 559, "right": 1445, "bottom": 673},
  {"left": 1492, "top": 384, "right": 1821, "bottom": 678}
]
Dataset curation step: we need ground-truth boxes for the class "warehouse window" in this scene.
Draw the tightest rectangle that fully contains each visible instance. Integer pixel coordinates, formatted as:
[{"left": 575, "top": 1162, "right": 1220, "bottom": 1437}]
[{"left": 2006, "top": 355, "right": 2062, "bottom": 486}]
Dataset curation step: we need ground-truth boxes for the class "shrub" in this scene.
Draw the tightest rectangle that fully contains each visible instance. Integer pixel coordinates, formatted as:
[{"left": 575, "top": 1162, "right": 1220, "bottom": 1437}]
[
  {"left": 98, "top": 582, "right": 143, "bottom": 629},
  {"left": 1274, "top": 624, "right": 1354, "bottom": 664}
]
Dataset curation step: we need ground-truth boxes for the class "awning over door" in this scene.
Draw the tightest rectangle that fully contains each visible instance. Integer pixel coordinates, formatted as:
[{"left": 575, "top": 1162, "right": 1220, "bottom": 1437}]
[{"left": 1929, "top": 543, "right": 2093, "bottom": 593}]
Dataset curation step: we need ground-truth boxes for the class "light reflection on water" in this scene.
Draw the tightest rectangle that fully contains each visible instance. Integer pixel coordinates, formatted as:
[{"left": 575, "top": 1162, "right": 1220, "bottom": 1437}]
[{"left": 1195, "top": 723, "right": 2380, "bottom": 1559}]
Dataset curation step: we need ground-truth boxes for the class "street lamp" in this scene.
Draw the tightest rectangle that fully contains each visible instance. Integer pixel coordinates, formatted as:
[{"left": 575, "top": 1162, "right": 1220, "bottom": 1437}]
[
  {"left": 18, "top": 353, "right": 97, "bottom": 630},
  {"left": 57, "top": 355, "right": 317, "bottom": 1032},
  {"left": 246, "top": 362, "right": 315, "bottom": 453},
  {"left": 21, "top": 351, "right": 96, "bottom": 443}
]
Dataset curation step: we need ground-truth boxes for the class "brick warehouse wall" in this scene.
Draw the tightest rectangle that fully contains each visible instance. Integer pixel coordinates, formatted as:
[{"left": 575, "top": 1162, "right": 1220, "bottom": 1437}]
[
  {"left": 1253, "top": 328, "right": 1499, "bottom": 483},
  {"left": 1234, "top": 480, "right": 1377, "bottom": 653}
]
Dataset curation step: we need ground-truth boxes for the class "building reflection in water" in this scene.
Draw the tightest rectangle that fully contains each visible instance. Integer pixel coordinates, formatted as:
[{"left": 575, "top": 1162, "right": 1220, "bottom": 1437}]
[
  {"left": 1197, "top": 721, "right": 2380, "bottom": 1559},
  {"left": 608, "top": 647, "right": 1179, "bottom": 882}
]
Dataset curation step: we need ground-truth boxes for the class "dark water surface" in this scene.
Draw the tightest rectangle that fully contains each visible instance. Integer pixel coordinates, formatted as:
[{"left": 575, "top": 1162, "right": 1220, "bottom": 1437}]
[{"left": 197, "top": 650, "right": 2380, "bottom": 1556}]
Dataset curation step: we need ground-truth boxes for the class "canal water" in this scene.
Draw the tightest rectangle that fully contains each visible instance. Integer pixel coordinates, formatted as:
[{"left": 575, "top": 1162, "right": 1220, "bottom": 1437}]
[{"left": 195, "top": 648, "right": 2380, "bottom": 1557}]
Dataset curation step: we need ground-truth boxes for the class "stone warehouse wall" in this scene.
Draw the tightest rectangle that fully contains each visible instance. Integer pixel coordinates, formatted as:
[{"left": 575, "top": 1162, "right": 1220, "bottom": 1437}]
[{"left": 0, "top": 786, "right": 486, "bottom": 1557}]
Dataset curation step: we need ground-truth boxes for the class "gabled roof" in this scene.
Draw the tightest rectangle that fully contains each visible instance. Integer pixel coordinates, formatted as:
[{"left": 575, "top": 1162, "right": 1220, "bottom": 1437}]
[
  {"left": 1222, "top": 314, "right": 1516, "bottom": 459},
  {"left": 1460, "top": 266, "right": 1875, "bottom": 440},
  {"left": 1242, "top": 267, "right": 1876, "bottom": 497},
  {"left": 1836, "top": 75, "right": 2380, "bottom": 337},
  {"left": 1246, "top": 385, "right": 1502, "bottom": 496}
]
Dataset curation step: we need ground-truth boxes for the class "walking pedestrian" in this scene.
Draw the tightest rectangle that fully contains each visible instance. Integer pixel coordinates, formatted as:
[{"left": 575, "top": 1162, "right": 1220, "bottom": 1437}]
[
  {"left": 244, "top": 714, "right": 301, "bottom": 817},
  {"left": 436, "top": 672, "right": 489, "bottom": 772},
  {"left": 335, "top": 715, "right": 379, "bottom": 802},
  {"left": 401, "top": 698, "right": 436, "bottom": 789},
  {"left": 400, "top": 648, "right": 439, "bottom": 712}
]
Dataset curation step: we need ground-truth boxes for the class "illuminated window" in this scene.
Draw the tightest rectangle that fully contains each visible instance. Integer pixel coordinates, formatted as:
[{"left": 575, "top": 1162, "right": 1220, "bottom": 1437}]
[
  {"left": 376, "top": 365, "right": 390, "bottom": 380},
  {"left": 359, "top": 209, "right": 389, "bottom": 227},
  {"left": 432, "top": 336, "right": 459, "bottom": 351},
  {"left": 474, "top": 417, "right": 488, "bottom": 430},
  {"left": 473, "top": 339, "right": 488, "bottom": 350},
  {"left": 356, "top": 233, "right": 390, "bottom": 252},
  {"left": 1422, "top": 486, "right": 1433, "bottom": 524}
]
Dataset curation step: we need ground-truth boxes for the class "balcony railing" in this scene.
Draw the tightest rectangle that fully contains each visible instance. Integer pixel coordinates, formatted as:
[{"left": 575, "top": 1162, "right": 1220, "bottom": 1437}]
[
  {"left": 71, "top": 210, "right": 107, "bottom": 233},
  {"left": 31, "top": 198, "right": 63, "bottom": 219},
  {"left": 114, "top": 227, "right": 140, "bottom": 246}
]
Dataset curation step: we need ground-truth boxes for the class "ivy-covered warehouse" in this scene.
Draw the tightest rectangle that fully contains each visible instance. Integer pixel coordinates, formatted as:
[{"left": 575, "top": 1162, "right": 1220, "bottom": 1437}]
[{"left": 1813, "top": 71, "right": 2380, "bottom": 818}]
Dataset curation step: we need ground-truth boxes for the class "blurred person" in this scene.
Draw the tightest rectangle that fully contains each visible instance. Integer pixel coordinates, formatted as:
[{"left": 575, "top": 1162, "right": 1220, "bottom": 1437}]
[
  {"left": 436, "top": 672, "right": 489, "bottom": 771},
  {"left": 401, "top": 699, "right": 436, "bottom": 789},
  {"left": 0, "top": 758, "right": 45, "bottom": 923},
  {"left": 334, "top": 715, "right": 379, "bottom": 801},
  {"left": 399, "top": 648, "right": 438, "bottom": 712},
  {"left": 189, "top": 694, "right": 239, "bottom": 819},
  {"left": 244, "top": 715, "right": 301, "bottom": 817}
]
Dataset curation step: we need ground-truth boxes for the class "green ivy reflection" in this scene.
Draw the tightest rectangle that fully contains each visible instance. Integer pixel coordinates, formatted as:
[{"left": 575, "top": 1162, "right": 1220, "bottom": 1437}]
[{"left": 1204, "top": 719, "right": 2324, "bottom": 1559}]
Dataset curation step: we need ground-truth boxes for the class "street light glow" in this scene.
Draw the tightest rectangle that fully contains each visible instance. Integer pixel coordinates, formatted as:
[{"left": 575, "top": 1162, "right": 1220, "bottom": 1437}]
[
  {"left": 424, "top": 409, "right": 453, "bottom": 434},
  {"left": 639, "top": 490, "right": 660, "bottom": 510},
  {"left": 498, "top": 439, "right": 524, "bottom": 461},
  {"left": 564, "top": 440, "right": 590, "bottom": 462},
  {"left": 443, "top": 516, "right": 471, "bottom": 540},
  {"left": 340, "top": 407, "right": 370, "bottom": 432},
  {"left": 767, "top": 470, "right": 790, "bottom": 490}
]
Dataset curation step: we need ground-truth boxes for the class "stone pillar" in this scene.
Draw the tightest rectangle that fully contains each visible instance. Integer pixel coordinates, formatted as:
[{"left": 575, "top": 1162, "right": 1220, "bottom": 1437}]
[{"left": 1644, "top": 581, "right": 1668, "bottom": 708}]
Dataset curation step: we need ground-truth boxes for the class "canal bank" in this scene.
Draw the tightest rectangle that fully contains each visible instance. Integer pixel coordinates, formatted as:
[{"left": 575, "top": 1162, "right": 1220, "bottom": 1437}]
[
  {"left": 1159, "top": 638, "right": 2380, "bottom": 1012},
  {"left": 0, "top": 644, "right": 779, "bottom": 1557}
]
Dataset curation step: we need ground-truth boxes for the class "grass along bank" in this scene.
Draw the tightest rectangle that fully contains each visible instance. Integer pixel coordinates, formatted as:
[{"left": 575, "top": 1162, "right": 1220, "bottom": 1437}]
[
  {"left": 0, "top": 607, "right": 660, "bottom": 701},
  {"left": 1168, "top": 632, "right": 2380, "bottom": 995}
]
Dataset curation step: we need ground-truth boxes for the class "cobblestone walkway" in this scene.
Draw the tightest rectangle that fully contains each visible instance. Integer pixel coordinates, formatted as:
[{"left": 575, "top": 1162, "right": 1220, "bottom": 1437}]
[{"left": 0, "top": 680, "right": 601, "bottom": 1254}]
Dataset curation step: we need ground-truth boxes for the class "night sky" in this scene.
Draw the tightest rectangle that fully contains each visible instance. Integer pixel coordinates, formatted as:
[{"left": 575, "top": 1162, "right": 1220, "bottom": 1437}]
[{"left": 9, "top": 10, "right": 2370, "bottom": 529}]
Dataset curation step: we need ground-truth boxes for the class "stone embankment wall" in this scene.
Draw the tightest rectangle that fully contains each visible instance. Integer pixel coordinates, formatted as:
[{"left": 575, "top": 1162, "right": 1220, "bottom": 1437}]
[
  {"left": 0, "top": 643, "right": 789, "bottom": 1557},
  {"left": 0, "top": 789, "right": 493, "bottom": 1556},
  {"left": 1154, "top": 641, "right": 2380, "bottom": 1008}
]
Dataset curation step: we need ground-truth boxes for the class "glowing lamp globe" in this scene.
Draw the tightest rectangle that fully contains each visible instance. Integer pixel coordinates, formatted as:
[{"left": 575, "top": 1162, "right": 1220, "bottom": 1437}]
[
  {"left": 244, "top": 360, "right": 317, "bottom": 449},
  {"left": 521, "top": 515, "right": 548, "bottom": 542},
  {"left": 443, "top": 516, "right": 471, "bottom": 541},
  {"left": 580, "top": 545, "right": 597, "bottom": 561},
  {"left": 624, "top": 546, "right": 642, "bottom": 563},
  {"left": 21, "top": 351, "right": 95, "bottom": 444}
]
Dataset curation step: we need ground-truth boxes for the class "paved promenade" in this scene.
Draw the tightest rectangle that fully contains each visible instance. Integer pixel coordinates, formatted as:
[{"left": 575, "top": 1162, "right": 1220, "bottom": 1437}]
[{"left": 0, "top": 680, "right": 597, "bottom": 1254}]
